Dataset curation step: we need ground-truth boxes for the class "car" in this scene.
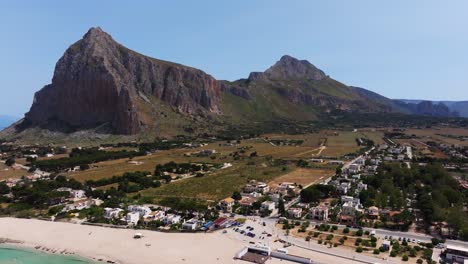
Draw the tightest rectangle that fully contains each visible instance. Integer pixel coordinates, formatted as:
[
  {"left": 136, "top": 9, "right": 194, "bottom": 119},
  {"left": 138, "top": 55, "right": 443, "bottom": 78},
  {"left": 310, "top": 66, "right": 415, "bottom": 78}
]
[
  {"left": 222, "top": 230, "right": 227, "bottom": 234},
  {"left": 240, "top": 230, "right": 245, "bottom": 234},
  {"left": 267, "top": 234, "right": 272, "bottom": 237}
]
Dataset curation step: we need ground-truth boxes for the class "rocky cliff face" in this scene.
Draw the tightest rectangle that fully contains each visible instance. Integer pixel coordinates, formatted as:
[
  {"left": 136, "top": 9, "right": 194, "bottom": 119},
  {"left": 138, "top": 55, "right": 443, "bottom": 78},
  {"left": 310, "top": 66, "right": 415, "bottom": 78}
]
[{"left": 24, "top": 27, "right": 221, "bottom": 134}]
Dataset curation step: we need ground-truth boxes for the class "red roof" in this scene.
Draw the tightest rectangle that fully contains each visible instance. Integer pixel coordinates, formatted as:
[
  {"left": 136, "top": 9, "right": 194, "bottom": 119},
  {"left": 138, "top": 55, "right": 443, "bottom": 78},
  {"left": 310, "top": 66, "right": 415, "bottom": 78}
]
[{"left": 213, "top": 217, "right": 227, "bottom": 226}]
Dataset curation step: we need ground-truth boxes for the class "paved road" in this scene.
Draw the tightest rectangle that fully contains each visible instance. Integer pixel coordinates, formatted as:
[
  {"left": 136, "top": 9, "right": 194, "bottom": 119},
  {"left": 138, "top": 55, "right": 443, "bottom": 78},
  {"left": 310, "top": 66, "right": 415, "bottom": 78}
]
[{"left": 259, "top": 217, "right": 396, "bottom": 264}]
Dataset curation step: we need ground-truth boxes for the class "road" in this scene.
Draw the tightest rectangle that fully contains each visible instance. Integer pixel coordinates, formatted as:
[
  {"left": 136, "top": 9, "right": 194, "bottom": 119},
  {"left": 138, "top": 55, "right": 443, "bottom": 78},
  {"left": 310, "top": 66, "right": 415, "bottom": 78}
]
[{"left": 259, "top": 217, "right": 397, "bottom": 264}]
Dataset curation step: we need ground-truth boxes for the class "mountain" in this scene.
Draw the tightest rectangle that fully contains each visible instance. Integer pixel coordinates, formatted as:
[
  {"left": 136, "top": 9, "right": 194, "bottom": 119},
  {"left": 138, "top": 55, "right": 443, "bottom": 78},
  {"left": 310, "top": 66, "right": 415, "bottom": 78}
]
[
  {"left": 22, "top": 27, "right": 221, "bottom": 135},
  {"left": 0, "top": 115, "right": 18, "bottom": 130},
  {"left": 395, "top": 99, "right": 464, "bottom": 117},
  {"left": 2, "top": 27, "right": 464, "bottom": 141}
]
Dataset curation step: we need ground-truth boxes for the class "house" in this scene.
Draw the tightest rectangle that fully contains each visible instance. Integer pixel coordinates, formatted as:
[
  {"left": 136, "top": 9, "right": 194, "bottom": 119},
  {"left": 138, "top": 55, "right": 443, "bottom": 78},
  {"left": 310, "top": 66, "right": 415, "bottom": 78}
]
[
  {"left": 244, "top": 180, "right": 270, "bottom": 194},
  {"left": 164, "top": 214, "right": 181, "bottom": 225},
  {"left": 443, "top": 245, "right": 468, "bottom": 263},
  {"left": 146, "top": 210, "right": 165, "bottom": 221},
  {"left": 128, "top": 205, "right": 152, "bottom": 217},
  {"left": 70, "top": 189, "right": 86, "bottom": 199},
  {"left": 357, "top": 182, "right": 368, "bottom": 192},
  {"left": 366, "top": 206, "right": 380, "bottom": 219},
  {"left": 126, "top": 212, "right": 140, "bottom": 225},
  {"left": 261, "top": 201, "right": 275, "bottom": 211},
  {"left": 310, "top": 205, "right": 329, "bottom": 221},
  {"left": 295, "top": 203, "right": 310, "bottom": 209},
  {"left": 219, "top": 197, "right": 235, "bottom": 213},
  {"left": 341, "top": 200, "right": 362, "bottom": 217},
  {"left": 337, "top": 182, "right": 351, "bottom": 194},
  {"left": 328, "top": 160, "right": 344, "bottom": 165},
  {"left": 348, "top": 164, "right": 362, "bottom": 174},
  {"left": 341, "top": 196, "right": 360, "bottom": 205},
  {"left": 269, "top": 193, "right": 281, "bottom": 205},
  {"left": 309, "top": 159, "right": 324, "bottom": 163},
  {"left": 278, "top": 182, "right": 295, "bottom": 190},
  {"left": 382, "top": 240, "right": 391, "bottom": 251},
  {"left": 182, "top": 219, "right": 199, "bottom": 230},
  {"left": 104, "top": 208, "right": 124, "bottom": 219},
  {"left": 62, "top": 199, "right": 94, "bottom": 212},
  {"left": 239, "top": 196, "right": 257, "bottom": 208},
  {"left": 287, "top": 208, "right": 303, "bottom": 219}
]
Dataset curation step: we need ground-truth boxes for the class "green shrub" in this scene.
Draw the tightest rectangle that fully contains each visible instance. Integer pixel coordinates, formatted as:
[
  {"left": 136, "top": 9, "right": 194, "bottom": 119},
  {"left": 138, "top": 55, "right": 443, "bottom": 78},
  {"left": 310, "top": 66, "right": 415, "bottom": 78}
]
[
  {"left": 402, "top": 255, "right": 409, "bottom": 261},
  {"left": 373, "top": 249, "right": 380, "bottom": 254},
  {"left": 356, "top": 246, "right": 363, "bottom": 253}
]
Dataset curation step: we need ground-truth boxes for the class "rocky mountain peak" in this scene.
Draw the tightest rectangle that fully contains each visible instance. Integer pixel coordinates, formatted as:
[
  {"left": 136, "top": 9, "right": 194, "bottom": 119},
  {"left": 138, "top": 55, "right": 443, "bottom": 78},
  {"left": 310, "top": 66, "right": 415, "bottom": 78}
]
[
  {"left": 23, "top": 27, "right": 221, "bottom": 135},
  {"left": 248, "top": 55, "right": 327, "bottom": 82},
  {"left": 264, "top": 55, "right": 326, "bottom": 81}
]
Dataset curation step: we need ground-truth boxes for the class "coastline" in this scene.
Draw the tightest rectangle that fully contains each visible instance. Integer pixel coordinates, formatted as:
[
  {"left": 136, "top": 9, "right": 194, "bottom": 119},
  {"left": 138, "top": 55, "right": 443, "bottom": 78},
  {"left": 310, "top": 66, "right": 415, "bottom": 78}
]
[
  {"left": 0, "top": 243, "right": 98, "bottom": 263},
  {"left": 0, "top": 217, "right": 245, "bottom": 264}
]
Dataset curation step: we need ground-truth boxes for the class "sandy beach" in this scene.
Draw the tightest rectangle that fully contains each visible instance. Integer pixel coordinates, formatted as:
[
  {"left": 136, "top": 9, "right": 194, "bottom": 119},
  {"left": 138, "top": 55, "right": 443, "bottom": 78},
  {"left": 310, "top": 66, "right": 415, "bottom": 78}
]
[{"left": 0, "top": 217, "right": 247, "bottom": 264}]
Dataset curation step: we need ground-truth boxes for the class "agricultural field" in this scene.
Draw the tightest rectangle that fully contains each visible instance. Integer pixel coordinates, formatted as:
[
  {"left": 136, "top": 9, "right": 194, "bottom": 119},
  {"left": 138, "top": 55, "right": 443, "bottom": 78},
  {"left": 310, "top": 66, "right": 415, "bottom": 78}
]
[
  {"left": 267, "top": 167, "right": 334, "bottom": 188},
  {"left": 405, "top": 127, "right": 468, "bottom": 146},
  {"left": 0, "top": 163, "right": 28, "bottom": 180},
  {"left": 63, "top": 130, "right": 377, "bottom": 202},
  {"left": 139, "top": 158, "right": 291, "bottom": 202}
]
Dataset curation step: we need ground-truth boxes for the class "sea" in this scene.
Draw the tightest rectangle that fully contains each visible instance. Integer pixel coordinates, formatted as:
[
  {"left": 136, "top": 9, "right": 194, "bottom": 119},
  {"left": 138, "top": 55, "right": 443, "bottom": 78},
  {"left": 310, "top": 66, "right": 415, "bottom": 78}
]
[{"left": 0, "top": 246, "right": 94, "bottom": 264}]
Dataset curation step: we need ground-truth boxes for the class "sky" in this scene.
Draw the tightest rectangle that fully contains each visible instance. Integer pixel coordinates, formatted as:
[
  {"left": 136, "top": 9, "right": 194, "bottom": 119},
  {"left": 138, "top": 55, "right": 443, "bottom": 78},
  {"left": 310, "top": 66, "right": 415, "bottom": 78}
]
[{"left": 1, "top": 0, "right": 467, "bottom": 117}]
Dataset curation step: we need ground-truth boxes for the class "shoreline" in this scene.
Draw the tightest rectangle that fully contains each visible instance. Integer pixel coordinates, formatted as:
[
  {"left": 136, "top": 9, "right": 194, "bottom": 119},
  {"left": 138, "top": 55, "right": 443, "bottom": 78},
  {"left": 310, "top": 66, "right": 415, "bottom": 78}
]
[
  {"left": 0, "top": 217, "right": 246, "bottom": 264},
  {"left": 0, "top": 242, "right": 103, "bottom": 263}
]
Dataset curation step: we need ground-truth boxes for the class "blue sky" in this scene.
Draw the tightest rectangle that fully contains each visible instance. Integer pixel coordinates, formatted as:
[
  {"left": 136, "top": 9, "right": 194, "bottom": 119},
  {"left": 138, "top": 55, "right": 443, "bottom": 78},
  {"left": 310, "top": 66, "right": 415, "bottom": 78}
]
[{"left": 1, "top": 0, "right": 467, "bottom": 117}]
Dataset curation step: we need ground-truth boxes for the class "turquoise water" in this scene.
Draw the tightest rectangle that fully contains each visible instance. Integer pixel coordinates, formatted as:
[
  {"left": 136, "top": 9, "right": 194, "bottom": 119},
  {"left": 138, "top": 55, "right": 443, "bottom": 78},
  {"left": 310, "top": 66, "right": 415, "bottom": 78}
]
[{"left": 0, "top": 246, "right": 94, "bottom": 264}]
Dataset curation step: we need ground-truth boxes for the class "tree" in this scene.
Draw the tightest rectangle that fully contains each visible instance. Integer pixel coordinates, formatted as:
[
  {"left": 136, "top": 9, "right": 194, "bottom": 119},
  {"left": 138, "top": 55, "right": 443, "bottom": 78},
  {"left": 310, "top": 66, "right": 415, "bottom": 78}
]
[
  {"left": 231, "top": 191, "right": 242, "bottom": 201},
  {"left": 0, "top": 182, "right": 10, "bottom": 194},
  {"left": 278, "top": 198, "right": 285, "bottom": 216},
  {"left": 5, "top": 158, "right": 15, "bottom": 166}
]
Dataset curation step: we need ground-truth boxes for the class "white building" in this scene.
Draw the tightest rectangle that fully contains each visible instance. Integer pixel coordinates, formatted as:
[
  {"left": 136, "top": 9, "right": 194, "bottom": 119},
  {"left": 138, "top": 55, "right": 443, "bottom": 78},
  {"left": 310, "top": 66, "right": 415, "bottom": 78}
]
[
  {"left": 126, "top": 212, "right": 140, "bottom": 225},
  {"left": 341, "top": 195, "right": 360, "bottom": 205},
  {"left": 261, "top": 201, "right": 275, "bottom": 211},
  {"left": 70, "top": 189, "right": 86, "bottom": 199},
  {"left": 128, "top": 205, "right": 152, "bottom": 217},
  {"left": 357, "top": 182, "right": 368, "bottom": 192},
  {"left": 287, "top": 208, "right": 303, "bottom": 219},
  {"left": 164, "top": 214, "right": 181, "bottom": 225},
  {"left": 444, "top": 245, "right": 468, "bottom": 263},
  {"left": 182, "top": 219, "right": 199, "bottom": 230},
  {"left": 310, "top": 206, "right": 329, "bottom": 221},
  {"left": 337, "top": 182, "right": 351, "bottom": 194},
  {"left": 348, "top": 164, "right": 362, "bottom": 174},
  {"left": 104, "top": 208, "right": 123, "bottom": 219},
  {"left": 341, "top": 201, "right": 362, "bottom": 217}
]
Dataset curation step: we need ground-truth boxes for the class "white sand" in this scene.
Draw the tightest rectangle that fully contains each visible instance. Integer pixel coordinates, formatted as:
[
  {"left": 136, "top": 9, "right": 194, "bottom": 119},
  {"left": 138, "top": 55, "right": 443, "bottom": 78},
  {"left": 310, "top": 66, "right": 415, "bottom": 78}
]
[{"left": 0, "top": 218, "right": 247, "bottom": 264}]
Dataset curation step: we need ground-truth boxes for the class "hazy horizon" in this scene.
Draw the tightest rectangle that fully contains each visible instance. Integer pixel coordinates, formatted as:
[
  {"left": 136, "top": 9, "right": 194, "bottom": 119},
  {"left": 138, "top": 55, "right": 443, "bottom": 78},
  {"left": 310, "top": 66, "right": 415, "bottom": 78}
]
[{"left": 1, "top": 0, "right": 467, "bottom": 117}]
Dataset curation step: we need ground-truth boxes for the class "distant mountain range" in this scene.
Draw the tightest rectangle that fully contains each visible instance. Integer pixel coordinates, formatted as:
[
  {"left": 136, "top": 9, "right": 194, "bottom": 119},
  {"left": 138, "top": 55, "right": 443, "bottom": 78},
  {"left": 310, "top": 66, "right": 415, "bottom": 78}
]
[
  {"left": 0, "top": 115, "right": 18, "bottom": 130},
  {"left": 395, "top": 100, "right": 468, "bottom": 118},
  {"left": 1, "top": 27, "right": 466, "bottom": 141}
]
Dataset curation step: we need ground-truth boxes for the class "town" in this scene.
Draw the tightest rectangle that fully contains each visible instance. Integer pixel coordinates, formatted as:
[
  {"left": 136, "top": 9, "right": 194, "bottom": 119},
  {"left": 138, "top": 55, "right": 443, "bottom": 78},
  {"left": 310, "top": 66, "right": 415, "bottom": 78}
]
[{"left": 1, "top": 127, "right": 468, "bottom": 264}]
